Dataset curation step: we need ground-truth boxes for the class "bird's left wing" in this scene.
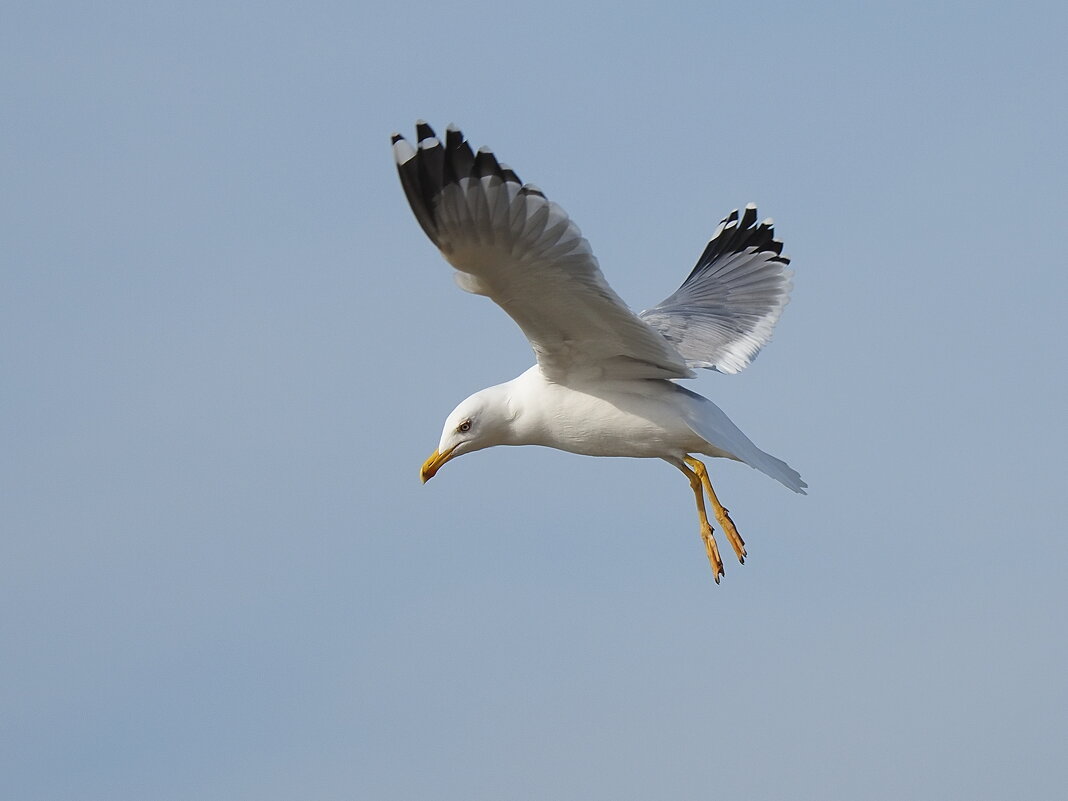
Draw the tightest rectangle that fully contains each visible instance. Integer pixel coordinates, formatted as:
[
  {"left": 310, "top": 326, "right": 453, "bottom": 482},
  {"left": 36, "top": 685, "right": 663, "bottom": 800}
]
[
  {"left": 639, "top": 205, "right": 793, "bottom": 374},
  {"left": 392, "top": 122, "right": 692, "bottom": 381}
]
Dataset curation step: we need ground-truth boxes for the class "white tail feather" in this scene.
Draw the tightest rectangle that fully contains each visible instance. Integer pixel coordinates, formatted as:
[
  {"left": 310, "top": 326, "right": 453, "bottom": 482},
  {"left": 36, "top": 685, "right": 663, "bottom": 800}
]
[{"left": 678, "top": 388, "right": 807, "bottom": 493}]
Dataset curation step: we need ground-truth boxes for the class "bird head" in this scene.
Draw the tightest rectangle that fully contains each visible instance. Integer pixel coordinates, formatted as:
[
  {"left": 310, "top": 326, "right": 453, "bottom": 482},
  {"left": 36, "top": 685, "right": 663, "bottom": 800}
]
[{"left": 420, "top": 387, "right": 513, "bottom": 482}]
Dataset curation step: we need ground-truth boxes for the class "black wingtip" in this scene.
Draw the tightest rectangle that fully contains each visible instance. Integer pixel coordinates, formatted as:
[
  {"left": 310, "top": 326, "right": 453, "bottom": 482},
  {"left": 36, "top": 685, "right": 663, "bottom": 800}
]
[
  {"left": 716, "top": 209, "right": 746, "bottom": 255},
  {"left": 498, "top": 162, "right": 522, "bottom": 185},
  {"left": 683, "top": 201, "right": 793, "bottom": 279},
  {"left": 748, "top": 217, "right": 777, "bottom": 254},
  {"left": 415, "top": 120, "right": 436, "bottom": 142},
  {"left": 444, "top": 126, "right": 474, "bottom": 180},
  {"left": 474, "top": 146, "right": 501, "bottom": 178},
  {"left": 519, "top": 183, "right": 545, "bottom": 199},
  {"left": 740, "top": 203, "right": 758, "bottom": 230}
]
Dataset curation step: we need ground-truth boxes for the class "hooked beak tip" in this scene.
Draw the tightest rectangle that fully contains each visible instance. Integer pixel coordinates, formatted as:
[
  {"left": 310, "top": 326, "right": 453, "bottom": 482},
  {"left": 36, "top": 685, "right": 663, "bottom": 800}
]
[{"left": 420, "top": 447, "right": 453, "bottom": 483}]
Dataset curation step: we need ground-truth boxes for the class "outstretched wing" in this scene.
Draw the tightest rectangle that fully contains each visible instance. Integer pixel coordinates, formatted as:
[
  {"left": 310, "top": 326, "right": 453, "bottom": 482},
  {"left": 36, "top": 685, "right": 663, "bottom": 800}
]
[
  {"left": 392, "top": 122, "right": 692, "bottom": 382},
  {"left": 640, "top": 204, "right": 793, "bottom": 374}
]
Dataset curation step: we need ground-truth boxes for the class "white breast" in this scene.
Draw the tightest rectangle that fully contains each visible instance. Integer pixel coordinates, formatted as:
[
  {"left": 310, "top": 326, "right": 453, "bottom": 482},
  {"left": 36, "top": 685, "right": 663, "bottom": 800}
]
[{"left": 507, "top": 366, "right": 708, "bottom": 459}]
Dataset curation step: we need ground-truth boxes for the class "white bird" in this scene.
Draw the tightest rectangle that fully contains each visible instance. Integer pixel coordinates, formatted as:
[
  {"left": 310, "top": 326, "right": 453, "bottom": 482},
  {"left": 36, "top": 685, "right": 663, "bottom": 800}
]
[{"left": 393, "top": 121, "right": 805, "bottom": 582}]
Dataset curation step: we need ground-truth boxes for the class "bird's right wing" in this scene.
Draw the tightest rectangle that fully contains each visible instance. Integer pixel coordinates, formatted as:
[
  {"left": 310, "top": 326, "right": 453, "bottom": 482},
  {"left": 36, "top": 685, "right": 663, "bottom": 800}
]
[
  {"left": 392, "top": 122, "right": 692, "bottom": 382},
  {"left": 640, "top": 205, "right": 793, "bottom": 374}
]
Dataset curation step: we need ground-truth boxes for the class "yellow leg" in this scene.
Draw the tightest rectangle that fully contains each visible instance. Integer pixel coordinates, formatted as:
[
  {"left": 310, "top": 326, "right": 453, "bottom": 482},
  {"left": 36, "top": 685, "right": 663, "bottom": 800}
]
[
  {"left": 685, "top": 457, "right": 746, "bottom": 564},
  {"left": 674, "top": 460, "right": 724, "bottom": 582}
]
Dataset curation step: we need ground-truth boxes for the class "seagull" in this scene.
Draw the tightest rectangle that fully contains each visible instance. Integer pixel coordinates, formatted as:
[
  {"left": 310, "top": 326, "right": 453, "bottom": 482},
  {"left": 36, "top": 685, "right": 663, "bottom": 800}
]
[{"left": 392, "top": 121, "right": 805, "bottom": 582}]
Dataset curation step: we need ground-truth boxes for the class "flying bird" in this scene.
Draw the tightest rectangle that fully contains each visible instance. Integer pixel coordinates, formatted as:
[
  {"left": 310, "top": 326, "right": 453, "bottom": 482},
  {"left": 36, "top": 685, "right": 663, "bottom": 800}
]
[{"left": 392, "top": 121, "right": 805, "bottom": 582}]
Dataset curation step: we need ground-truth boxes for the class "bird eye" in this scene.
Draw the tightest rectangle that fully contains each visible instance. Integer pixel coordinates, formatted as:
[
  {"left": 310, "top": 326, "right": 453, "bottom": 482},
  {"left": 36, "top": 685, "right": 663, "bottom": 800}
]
[{"left": 458, "top": 420, "right": 471, "bottom": 433}]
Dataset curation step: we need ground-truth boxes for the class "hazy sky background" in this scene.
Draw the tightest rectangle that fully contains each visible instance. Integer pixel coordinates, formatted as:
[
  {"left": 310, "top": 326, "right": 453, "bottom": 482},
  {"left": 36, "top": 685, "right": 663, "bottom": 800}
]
[{"left": 3, "top": 2, "right": 1066, "bottom": 799}]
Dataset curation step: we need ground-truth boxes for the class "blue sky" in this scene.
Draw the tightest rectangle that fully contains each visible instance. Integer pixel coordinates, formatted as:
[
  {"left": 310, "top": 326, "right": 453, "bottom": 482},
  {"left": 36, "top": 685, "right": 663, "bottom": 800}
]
[{"left": 2, "top": 1, "right": 1066, "bottom": 799}]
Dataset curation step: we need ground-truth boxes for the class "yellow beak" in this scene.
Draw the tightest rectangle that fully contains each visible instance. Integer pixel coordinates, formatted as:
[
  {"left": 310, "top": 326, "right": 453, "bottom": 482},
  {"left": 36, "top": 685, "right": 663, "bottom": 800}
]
[{"left": 420, "top": 445, "right": 457, "bottom": 483}]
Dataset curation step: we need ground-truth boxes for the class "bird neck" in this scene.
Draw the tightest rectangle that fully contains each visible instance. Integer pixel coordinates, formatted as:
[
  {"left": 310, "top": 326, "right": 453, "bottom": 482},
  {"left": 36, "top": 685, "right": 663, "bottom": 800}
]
[{"left": 490, "top": 366, "right": 553, "bottom": 447}]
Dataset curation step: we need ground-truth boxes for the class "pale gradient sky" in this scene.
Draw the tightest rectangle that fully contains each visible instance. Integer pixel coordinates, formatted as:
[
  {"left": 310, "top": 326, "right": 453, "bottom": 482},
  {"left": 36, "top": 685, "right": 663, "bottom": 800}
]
[{"left": 2, "top": 2, "right": 1066, "bottom": 799}]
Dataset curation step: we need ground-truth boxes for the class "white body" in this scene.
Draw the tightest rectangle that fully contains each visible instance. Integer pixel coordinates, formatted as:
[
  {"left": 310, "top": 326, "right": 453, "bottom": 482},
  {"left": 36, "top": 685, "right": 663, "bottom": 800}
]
[
  {"left": 499, "top": 367, "right": 729, "bottom": 460},
  {"left": 438, "top": 366, "right": 805, "bottom": 493}
]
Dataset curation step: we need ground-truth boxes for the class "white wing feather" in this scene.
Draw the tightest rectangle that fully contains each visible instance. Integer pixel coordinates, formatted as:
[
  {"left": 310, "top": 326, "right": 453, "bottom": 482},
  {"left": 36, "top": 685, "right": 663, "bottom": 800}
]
[
  {"left": 393, "top": 123, "right": 692, "bottom": 382},
  {"left": 640, "top": 204, "right": 793, "bottom": 374}
]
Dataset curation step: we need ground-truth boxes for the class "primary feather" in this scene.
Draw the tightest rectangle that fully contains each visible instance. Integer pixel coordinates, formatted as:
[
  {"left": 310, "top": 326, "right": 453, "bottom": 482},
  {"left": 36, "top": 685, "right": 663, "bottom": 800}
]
[
  {"left": 640, "top": 204, "right": 793, "bottom": 374},
  {"left": 393, "top": 123, "right": 692, "bottom": 382}
]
